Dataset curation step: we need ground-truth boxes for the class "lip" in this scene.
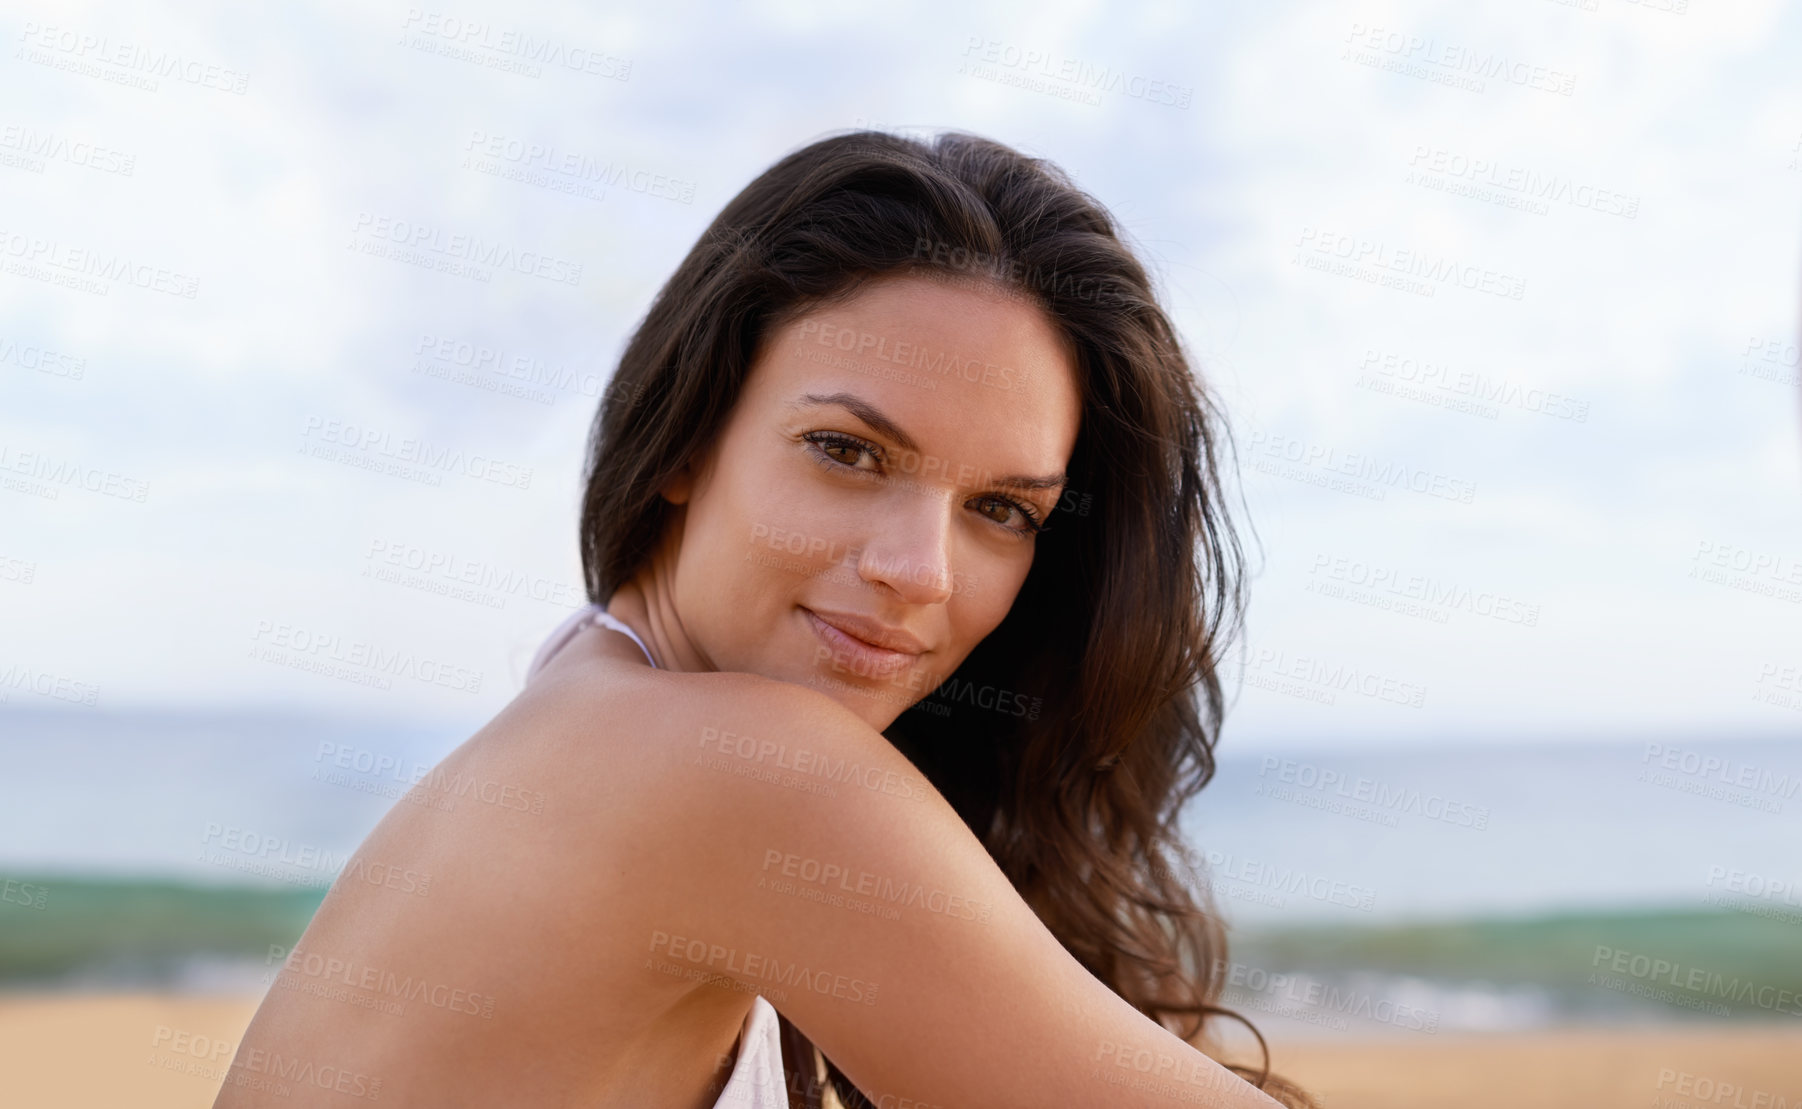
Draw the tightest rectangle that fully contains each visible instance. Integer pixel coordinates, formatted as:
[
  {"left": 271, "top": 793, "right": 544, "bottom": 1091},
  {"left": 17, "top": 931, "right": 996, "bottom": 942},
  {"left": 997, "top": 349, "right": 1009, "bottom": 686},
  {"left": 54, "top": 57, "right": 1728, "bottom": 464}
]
[{"left": 802, "top": 607, "right": 926, "bottom": 678}]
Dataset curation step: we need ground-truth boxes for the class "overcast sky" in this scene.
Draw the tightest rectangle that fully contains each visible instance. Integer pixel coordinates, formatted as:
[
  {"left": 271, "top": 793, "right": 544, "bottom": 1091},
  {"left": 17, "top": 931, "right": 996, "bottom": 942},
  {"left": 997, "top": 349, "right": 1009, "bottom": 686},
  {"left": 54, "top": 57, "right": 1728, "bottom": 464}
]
[{"left": 3, "top": 0, "right": 1799, "bottom": 750}]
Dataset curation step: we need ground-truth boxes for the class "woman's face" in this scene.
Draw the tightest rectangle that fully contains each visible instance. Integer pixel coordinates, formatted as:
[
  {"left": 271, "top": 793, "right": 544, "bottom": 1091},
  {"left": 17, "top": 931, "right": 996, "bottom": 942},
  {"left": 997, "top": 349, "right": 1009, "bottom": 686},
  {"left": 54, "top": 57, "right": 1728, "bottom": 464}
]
[{"left": 658, "top": 272, "right": 1081, "bottom": 730}]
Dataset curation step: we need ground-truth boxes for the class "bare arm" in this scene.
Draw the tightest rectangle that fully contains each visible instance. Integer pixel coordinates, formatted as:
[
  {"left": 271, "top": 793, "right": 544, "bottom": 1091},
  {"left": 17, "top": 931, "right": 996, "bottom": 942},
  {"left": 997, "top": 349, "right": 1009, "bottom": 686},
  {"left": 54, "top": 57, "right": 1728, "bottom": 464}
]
[{"left": 609, "top": 672, "right": 1281, "bottom": 1109}]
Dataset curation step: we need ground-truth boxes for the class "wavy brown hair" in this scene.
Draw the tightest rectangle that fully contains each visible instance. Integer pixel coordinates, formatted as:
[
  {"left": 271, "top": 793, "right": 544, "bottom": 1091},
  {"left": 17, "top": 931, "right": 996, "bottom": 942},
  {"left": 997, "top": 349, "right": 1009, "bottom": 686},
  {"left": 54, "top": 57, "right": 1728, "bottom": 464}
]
[{"left": 578, "top": 129, "right": 1314, "bottom": 1108}]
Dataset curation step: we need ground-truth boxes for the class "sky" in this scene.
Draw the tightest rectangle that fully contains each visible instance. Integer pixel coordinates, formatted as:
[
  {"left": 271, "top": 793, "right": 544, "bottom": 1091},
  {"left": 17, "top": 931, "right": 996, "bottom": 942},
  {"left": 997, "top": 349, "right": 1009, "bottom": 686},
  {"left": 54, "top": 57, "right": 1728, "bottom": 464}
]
[{"left": 2, "top": 0, "right": 1800, "bottom": 750}]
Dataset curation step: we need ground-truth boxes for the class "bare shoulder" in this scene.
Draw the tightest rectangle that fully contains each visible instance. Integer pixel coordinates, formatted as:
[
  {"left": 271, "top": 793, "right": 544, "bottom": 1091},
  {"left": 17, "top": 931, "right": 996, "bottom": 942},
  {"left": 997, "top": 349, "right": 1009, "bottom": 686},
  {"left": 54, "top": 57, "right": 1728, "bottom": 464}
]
[
  {"left": 490, "top": 645, "right": 939, "bottom": 825},
  {"left": 419, "top": 644, "right": 946, "bottom": 917}
]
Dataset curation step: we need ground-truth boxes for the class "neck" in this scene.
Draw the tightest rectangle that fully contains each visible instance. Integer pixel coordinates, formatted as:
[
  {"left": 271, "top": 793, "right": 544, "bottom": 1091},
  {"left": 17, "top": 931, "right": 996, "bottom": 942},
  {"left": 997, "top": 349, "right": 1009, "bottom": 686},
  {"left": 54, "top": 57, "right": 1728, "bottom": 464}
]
[{"left": 603, "top": 508, "right": 713, "bottom": 674}]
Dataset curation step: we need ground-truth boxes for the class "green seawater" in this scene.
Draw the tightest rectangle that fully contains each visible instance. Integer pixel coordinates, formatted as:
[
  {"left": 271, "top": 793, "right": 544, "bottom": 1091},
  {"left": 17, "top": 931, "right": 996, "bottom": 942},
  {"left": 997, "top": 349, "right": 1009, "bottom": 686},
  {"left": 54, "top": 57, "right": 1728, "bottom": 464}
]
[
  {"left": 4, "top": 876, "right": 1798, "bottom": 1026},
  {"left": 0, "top": 875, "right": 325, "bottom": 987},
  {"left": 1231, "top": 908, "right": 1802, "bottom": 1023}
]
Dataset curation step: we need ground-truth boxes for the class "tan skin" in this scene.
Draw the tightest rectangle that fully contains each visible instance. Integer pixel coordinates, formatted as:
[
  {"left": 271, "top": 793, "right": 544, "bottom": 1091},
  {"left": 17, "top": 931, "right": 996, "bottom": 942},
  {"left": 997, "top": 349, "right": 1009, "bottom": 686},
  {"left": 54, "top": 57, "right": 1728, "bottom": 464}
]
[{"left": 218, "top": 274, "right": 1280, "bottom": 1108}]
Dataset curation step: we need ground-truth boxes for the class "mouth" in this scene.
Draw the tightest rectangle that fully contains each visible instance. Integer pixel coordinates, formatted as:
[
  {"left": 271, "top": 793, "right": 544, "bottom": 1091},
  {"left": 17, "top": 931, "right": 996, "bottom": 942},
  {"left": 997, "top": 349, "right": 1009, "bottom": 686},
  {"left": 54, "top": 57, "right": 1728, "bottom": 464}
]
[{"left": 801, "top": 607, "right": 924, "bottom": 680}]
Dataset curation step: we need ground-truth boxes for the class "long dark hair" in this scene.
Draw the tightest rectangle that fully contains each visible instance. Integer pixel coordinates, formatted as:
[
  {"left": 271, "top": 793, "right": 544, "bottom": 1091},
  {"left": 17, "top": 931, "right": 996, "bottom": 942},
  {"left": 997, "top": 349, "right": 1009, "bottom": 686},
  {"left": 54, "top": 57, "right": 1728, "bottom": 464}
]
[{"left": 578, "top": 129, "right": 1315, "bottom": 1108}]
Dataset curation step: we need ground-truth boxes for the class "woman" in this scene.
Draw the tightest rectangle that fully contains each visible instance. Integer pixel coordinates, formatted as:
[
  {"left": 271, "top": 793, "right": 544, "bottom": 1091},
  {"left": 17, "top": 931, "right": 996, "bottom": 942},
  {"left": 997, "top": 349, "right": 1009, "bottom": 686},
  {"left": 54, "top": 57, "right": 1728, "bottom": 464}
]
[{"left": 219, "top": 130, "right": 1313, "bottom": 1108}]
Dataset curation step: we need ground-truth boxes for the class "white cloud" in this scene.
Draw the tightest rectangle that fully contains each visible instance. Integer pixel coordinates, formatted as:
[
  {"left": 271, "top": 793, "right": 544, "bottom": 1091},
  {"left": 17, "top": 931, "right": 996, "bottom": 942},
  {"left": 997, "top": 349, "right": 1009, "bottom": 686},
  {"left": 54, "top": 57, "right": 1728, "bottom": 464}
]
[{"left": 2, "top": 0, "right": 1798, "bottom": 744}]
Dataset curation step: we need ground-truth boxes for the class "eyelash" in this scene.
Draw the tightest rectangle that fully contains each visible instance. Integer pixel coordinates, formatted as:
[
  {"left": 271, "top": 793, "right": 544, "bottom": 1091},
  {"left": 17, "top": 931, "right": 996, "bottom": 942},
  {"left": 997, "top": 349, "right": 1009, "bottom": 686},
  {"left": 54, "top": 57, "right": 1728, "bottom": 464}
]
[{"left": 802, "top": 431, "right": 1046, "bottom": 536}]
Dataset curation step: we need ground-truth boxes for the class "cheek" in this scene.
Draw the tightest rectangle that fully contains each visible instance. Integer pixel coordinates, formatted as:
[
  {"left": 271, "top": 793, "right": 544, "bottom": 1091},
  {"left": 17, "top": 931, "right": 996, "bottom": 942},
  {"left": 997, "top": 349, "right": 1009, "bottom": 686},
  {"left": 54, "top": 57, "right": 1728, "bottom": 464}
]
[{"left": 695, "top": 466, "right": 863, "bottom": 592}]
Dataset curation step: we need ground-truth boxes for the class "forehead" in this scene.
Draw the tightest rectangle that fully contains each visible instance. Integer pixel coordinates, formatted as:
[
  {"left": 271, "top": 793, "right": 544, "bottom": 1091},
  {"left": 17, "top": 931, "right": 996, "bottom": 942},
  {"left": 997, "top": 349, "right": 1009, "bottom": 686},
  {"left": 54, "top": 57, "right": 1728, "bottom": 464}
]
[{"left": 745, "top": 274, "right": 1082, "bottom": 483}]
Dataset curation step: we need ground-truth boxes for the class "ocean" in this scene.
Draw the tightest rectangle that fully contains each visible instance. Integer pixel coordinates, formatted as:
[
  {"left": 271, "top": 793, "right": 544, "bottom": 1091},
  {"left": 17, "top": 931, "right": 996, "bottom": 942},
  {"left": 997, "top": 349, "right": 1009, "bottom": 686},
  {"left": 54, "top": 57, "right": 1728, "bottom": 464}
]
[{"left": 2, "top": 707, "right": 1797, "bottom": 1036}]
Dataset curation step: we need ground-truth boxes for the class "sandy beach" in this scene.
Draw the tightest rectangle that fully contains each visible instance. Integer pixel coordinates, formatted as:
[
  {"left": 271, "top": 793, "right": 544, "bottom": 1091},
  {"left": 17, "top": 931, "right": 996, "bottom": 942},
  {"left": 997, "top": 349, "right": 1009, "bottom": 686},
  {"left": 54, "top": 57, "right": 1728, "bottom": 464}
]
[
  {"left": 1267, "top": 1024, "right": 1802, "bottom": 1108},
  {"left": 2, "top": 992, "right": 1797, "bottom": 1108}
]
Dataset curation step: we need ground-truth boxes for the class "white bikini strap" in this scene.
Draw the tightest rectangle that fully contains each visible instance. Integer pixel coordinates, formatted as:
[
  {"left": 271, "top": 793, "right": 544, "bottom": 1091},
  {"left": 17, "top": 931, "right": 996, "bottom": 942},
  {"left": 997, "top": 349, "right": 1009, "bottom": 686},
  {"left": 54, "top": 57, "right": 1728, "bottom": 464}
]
[
  {"left": 590, "top": 609, "right": 657, "bottom": 669},
  {"left": 525, "top": 603, "right": 657, "bottom": 682}
]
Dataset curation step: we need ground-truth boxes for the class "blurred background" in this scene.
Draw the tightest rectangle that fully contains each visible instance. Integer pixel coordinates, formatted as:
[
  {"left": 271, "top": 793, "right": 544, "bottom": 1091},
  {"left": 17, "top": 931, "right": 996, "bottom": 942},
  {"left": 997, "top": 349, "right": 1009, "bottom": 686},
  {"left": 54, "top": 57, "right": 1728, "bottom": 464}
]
[{"left": 2, "top": 0, "right": 1799, "bottom": 1105}]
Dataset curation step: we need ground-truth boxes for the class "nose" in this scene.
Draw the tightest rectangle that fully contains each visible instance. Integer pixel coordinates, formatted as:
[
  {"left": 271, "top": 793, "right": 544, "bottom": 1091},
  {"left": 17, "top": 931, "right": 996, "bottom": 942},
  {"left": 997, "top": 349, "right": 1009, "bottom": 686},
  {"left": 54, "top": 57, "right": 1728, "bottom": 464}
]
[{"left": 855, "top": 487, "right": 957, "bottom": 606}]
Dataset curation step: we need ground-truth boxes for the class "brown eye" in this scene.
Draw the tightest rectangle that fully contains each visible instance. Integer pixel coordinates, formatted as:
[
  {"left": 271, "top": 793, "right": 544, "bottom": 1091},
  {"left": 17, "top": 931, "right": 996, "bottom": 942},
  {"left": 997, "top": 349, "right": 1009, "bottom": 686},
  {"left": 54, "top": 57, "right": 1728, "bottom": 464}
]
[
  {"left": 973, "top": 495, "right": 1043, "bottom": 536},
  {"left": 803, "top": 431, "right": 882, "bottom": 472}
]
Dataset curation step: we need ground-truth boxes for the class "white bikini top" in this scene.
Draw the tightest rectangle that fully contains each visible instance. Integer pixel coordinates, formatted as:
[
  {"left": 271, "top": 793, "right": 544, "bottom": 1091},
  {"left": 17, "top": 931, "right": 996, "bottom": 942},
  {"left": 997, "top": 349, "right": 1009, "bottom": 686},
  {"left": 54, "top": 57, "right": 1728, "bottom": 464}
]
[
  {"left": 526, "top": 603, "right": 658, "bottom": 678},
  {"left": 523, "top": 602, "right": 790, "bottom": 1109}
]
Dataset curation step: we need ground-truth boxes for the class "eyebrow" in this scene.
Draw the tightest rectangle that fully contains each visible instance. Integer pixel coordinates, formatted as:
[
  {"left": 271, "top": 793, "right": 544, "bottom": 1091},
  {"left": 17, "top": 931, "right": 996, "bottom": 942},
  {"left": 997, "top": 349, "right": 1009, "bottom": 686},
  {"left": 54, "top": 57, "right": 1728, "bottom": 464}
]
[{"left": 789, "top": 391, "right": 1067, "bottom": 492}]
